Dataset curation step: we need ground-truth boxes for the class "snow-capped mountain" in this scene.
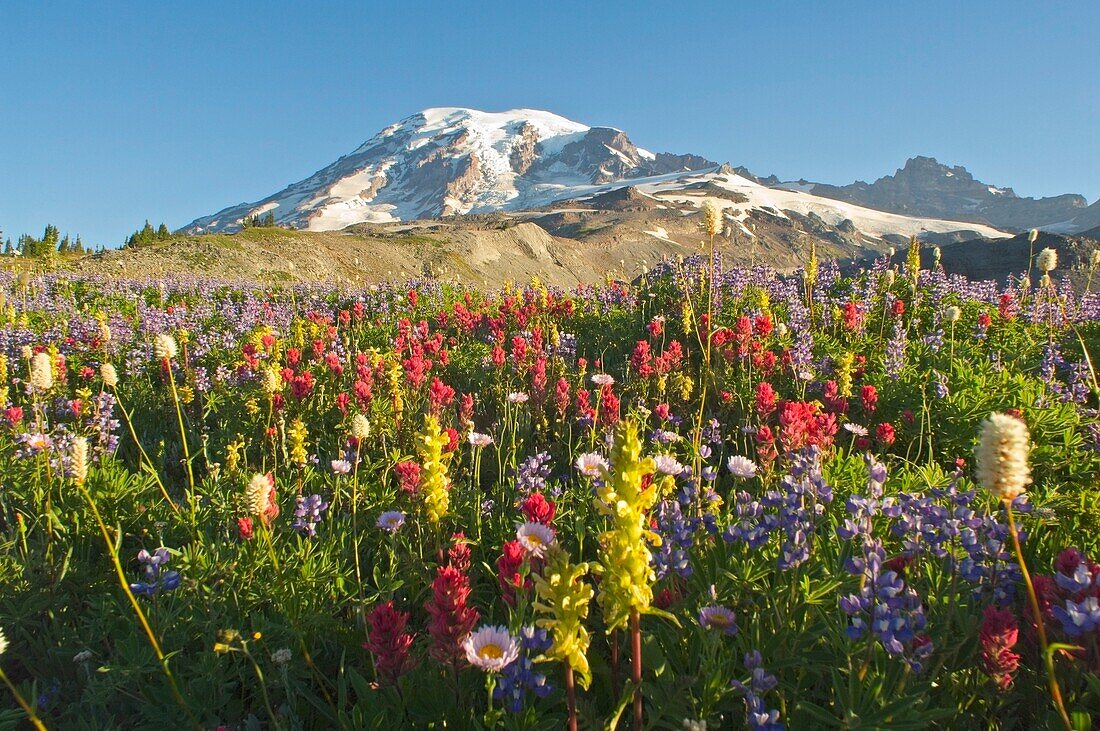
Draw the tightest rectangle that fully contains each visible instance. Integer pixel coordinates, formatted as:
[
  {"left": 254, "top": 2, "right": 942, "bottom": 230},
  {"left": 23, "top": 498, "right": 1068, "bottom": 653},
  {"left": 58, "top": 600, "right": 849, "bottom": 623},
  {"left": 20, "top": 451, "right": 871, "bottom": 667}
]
[
  {"left": 183, "top": 108, "right": 717, "bottom": 233},
  {"left": 781, "top": 156, "right": 1096, "bottom": 233},
  {"left": 184, "top": 108, "right": 1019, "bottom": 241}
]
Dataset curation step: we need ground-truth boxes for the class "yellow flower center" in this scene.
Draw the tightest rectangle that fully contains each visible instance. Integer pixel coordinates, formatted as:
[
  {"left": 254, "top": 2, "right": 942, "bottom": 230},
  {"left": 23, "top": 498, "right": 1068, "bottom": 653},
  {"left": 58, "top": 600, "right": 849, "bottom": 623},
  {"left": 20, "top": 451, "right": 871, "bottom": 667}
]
[
  {"left": 479, "top": 643, "right": 503, "bottom": 660},
  {"left": 527, "top": 534, "right": 543, "bottom": 546}
]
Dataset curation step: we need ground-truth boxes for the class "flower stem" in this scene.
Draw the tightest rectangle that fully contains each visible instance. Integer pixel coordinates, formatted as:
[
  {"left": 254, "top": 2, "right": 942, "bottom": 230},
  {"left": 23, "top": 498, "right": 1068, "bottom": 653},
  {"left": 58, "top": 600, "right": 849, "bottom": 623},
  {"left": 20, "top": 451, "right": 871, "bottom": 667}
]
[
  {"left": 0, "top": 667, "right": 48, "bottom": 730},
  {"left": 77, "top": 480, "right": 199, "bottom": 729},
  {"left": 1005, "top": 503, "right": 1072, "bottom": 730},
  {"left": 631, "top": 608, "right": 643, "bottom": 731},
  {"left": 564, "top": 665, "right": 578, "bottom": 731}
]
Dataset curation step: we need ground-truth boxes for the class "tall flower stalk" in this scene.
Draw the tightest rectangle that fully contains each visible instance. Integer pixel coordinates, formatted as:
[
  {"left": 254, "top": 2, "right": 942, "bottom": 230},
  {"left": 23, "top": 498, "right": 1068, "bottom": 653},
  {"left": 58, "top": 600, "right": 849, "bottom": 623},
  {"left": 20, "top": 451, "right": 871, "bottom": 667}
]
[
  {"left": 975, "top": 413, "right": 1072, "bottom": 729},
  {"left": 592, "top": 420, "right": 669, "bottom": 730},
  {"left": 533, "top": 545, "right": 593, "bottom": 731}
]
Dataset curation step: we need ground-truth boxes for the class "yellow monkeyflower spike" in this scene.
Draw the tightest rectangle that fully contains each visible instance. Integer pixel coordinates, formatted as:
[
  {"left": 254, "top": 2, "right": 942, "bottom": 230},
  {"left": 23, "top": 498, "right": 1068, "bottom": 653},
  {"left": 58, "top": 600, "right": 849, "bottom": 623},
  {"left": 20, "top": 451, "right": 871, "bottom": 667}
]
[
  {"left": 836, "top": 352, "right": 855, "bottom": 399},
  {"left": 595, "top": 419, "right": 662, "bottom": 631},
  {"left": 416, "top": 415, "right": 451, "bottom": 523},
  {"left": 906, "top": 235, "right": 921, "bottom": 281},
  {"left": 533, "top": 545, "right": 594, "bottom": 689},
  {"left": 287, "top": 418, "right": 309, "bottom": 468}
]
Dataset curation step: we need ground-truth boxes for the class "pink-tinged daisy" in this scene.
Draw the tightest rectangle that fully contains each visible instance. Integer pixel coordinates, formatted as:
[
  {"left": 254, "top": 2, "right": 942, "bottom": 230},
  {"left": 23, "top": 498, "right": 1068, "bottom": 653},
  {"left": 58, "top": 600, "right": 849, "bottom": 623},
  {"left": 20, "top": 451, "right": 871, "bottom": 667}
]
[
  {"left": 698, "top": 605, "right": 739, "bottom": 636},
  {"left": 516, "top": 521, "right": 556, "bottom": 558},
  {"left": 463, "top": 625, "right": 520, "bottom": 672},
  {"left": 330, "top": 459, "right": 352, "bottom": 474},
  {"left": 575, "top": 452, "right": 609, "bottom": 478},
  {"left": 843, "top": 422, "right": 869, "bottom": 437},
  {"left": 653, "top": 454, "right": 685, "bottom": 476},
  {"left": 590, "top": 373, "right": 615, "bottom": 387},
  {"left": 727, "top": 455, "right": 758, "bottom": 479},
  {"left": 507, "top": 392, "right": 529, "bottom": 404},
  {"left": 377, "top": 510, "right": 406, "bottom": 533},
  {"left": 468, "top": 432, "right": 494, "bottom": 448}
]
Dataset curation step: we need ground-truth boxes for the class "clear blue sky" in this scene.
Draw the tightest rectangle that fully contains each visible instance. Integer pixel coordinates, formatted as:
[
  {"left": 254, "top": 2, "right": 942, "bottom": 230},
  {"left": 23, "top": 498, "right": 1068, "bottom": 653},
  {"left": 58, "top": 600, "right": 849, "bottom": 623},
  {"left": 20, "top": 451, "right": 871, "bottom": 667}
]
[{"left": 2, "top": 0, "right": 1097, "bottom": 246}]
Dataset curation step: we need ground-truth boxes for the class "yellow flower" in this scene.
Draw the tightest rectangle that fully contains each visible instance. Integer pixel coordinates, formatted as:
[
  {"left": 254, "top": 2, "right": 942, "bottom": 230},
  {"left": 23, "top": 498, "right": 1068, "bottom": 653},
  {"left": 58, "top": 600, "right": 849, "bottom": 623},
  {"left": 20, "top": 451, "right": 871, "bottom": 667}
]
[
  {"left": 534, "top": 545, "right": 594, "bottom": 689},
  {"left": 225, "top": 437, "right": 244, "bottom": 474},
  {"left": 416, "top": 415, "right": 452, "bottom": 524},
  {"left": 836, "top": 352, "right": 854, "bottom": 398},
  {"left": 287, "top": 418, "right": 308, "bottom": 468},
  {"left": 594, "top": 420, "right": 661, "bottom": 631}
]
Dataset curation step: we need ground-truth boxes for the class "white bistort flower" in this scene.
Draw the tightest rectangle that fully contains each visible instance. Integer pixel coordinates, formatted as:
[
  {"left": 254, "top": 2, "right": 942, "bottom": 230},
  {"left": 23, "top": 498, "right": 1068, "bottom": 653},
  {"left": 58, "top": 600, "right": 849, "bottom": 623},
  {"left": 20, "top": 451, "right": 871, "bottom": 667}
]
[
  {"left": 100, "top": 363, "right": 119, "bottom": 388},
  {"left": 350, "top": 414, "right": 370, "bottom": 440},
  {"left": 1037, "top": 247, "right": 1058, "bottom": 273},
  {"left": 245, "top": 473, "right": 274, "bottom": 516},
  {"left": 153, "top": 333, "right": 178, "bottom": 361},
  {"left": 975, "top": 413, "right": 1031, "bottom": 502},
  {"left": 29, "top": 352, "right": 53, "bottom": 391},
  {"left": 71, "top": 436, "right": 89, "bottom": 485}
]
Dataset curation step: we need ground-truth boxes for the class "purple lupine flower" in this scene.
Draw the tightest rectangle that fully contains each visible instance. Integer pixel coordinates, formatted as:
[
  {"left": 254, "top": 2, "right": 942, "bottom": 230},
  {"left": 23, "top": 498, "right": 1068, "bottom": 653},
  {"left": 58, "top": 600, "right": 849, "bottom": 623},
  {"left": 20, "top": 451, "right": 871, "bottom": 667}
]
[
  {"left": 130, "top": 547, "right": 181, "bottom": 597},
  {"left": 292, "top": 494, "right": 329, "bottom": 537},
  {"left": 493, "top": 626, "right": 553, "bottom": 713}
]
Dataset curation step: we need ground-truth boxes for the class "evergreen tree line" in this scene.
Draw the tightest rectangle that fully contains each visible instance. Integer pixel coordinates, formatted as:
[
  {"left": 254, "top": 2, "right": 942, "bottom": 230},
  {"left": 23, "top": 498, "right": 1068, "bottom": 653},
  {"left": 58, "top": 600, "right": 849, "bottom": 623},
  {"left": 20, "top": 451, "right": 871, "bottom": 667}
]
[
  {"left": 2, "top": 224, "right": 87, "bottom": 257},
  {"left": 241, "top": 212, "right": 277, "bottom": 228},
  {"left": 125, "top": 220, "right": 172, "bottom": 248}
]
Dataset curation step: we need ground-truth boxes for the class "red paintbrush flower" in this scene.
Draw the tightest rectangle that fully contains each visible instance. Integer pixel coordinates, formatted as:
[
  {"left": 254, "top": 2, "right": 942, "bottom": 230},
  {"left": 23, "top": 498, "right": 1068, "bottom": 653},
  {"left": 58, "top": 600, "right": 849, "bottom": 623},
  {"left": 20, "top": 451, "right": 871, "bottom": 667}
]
[
  {"left": 425, "top": 565, "right": 479, "bottom": 664},
  {"left": 364, "top": 601, "right": 417, "bottom": 685},
  {"left": 979, "top": 605, "right": 1020, "bottom": 691}
]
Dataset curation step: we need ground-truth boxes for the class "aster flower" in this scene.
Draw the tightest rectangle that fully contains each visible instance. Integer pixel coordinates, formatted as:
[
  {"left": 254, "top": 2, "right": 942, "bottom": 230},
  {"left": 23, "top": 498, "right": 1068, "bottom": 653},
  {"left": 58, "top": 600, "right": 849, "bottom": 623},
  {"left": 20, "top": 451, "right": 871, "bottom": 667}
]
[
  {"left": 590, "top": 373, "right": 615, "bottom": 387},
  {"left": 653, "top": 454, "right": 685, "bottom": 476},
  {"left": 843, "top": 422, "right": 869, "bottom": 437},
  {"left": 517, "top": 521, "right": 556, "bottom": 558},
  {"left": 330, "top": 459, "right": 352, "bottom": 474},
  {"left": 698, "top": 605, "right": 739, "bottom": 636},
  {"left": 377, "top": 510, "right": 406, "bottom": 533},
  {"left": 727, "top": 455, "right": 758, "bottom": 479},
  {"left": 575, "top": 452, "right": 609, "bottom": 478},
  {"left": 975, "top": 413, "right": 1031, "bottom": 502},
  {"left": 507, "top": 392, "right": 529, "bottom": 404},
  {"left": 468, "top": 432, "right": 494, "bottom": 448},
  {"left": 463, "top": 625, "right": 520, "bottom": 672}
]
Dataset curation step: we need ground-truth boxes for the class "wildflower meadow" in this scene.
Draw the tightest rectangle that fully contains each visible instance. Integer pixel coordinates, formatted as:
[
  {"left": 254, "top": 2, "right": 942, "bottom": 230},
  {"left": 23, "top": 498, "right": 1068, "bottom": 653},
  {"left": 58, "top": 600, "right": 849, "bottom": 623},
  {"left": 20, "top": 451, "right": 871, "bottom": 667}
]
[{"left": 2, "top": 236, "right": 1100, "bottom": 729}]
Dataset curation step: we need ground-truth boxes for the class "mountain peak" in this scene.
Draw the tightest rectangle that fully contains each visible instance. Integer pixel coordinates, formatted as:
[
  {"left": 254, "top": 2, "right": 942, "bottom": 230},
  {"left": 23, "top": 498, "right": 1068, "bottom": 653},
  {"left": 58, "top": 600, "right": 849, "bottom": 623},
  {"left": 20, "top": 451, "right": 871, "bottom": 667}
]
[
  {"left": 184, "top": 108, "right": 715, "bottom": 233},
  {"left": 802, "top": 156, "right": 1090, "bottom": 231}
]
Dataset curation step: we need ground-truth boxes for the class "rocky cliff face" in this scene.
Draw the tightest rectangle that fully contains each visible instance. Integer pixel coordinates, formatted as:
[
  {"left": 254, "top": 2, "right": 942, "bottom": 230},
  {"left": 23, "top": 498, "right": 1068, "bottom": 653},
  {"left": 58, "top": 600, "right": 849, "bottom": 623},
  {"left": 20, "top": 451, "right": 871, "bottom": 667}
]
[{"left": 799, "top": 156, "right": 1090, "bottom": 232}]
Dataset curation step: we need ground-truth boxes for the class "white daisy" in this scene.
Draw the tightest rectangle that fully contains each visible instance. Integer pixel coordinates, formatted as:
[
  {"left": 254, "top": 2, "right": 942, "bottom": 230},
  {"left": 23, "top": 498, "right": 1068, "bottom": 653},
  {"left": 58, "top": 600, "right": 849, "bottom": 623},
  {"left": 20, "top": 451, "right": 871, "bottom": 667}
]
[{"left": 463, "top": 625, "right": 520, "bottom": 672}]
